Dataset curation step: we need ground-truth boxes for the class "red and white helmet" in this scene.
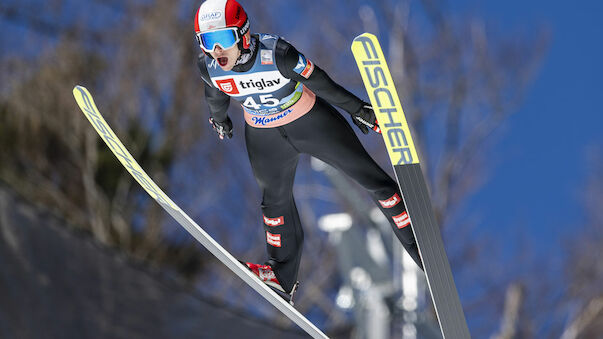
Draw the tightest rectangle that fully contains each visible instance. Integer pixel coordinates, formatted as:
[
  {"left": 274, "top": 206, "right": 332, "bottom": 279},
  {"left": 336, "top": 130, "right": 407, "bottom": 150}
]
[{"left": 194, "top": 0, "right": 251, "bottom": 50}]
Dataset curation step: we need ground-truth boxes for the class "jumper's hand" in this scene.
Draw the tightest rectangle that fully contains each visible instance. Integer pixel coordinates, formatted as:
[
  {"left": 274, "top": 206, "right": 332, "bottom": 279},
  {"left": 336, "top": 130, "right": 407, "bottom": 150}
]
[
  {"left": 209, "top": 116, "right": 233, "bottom": 140},
  {"left": 351, "top": 103, "right": 381, "bottom": 134}
]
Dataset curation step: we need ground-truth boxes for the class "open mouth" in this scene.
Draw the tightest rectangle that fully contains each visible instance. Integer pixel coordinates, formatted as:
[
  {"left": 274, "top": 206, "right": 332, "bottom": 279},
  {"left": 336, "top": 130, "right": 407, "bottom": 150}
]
[{"left": 217, "top": 57, "right": 229, "bottom": 67}]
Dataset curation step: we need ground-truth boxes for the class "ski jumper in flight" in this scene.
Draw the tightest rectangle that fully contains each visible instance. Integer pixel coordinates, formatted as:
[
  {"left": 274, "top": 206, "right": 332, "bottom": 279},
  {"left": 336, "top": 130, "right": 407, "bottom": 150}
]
[{"left": 195, "top": 0, "right": 422, "bottom": 302}]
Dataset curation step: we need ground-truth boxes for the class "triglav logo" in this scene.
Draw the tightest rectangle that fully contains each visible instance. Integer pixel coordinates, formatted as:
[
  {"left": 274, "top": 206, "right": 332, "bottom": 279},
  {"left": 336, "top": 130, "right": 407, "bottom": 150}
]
[
  {"left": 215, "top": 78, "right": 239, "bottom": 94},
  {"left": 220, "top": 83, "right": 233, "bottom": 92},
  {"left": 199, "top": 11, "right": 222, "bottom": 21},
  {"left": 211, "top": 71, "right": 290, "bottom": 96},
  {"left": 239, "top": 78, "right": 281, "bottom": 91}
]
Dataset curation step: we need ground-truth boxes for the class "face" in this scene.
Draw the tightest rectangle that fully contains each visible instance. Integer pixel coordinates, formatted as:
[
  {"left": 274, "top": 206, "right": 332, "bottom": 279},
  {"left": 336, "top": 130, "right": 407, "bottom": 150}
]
[{"left": 209, "top": 44, "right": 241, "bottom": 71}]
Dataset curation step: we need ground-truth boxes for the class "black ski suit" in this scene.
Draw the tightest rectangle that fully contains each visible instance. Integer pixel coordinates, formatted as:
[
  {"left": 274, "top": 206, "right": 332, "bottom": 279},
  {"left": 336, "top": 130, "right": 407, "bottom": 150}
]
[{"left": 198, "top": 34, "right": 421, "bottom": 293}]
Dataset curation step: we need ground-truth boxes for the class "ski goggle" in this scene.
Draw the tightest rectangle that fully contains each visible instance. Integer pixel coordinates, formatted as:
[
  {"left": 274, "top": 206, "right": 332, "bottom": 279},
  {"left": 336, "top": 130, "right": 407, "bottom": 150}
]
[{"left": 196, "top": 27, "right": 240, "bottom": 52}]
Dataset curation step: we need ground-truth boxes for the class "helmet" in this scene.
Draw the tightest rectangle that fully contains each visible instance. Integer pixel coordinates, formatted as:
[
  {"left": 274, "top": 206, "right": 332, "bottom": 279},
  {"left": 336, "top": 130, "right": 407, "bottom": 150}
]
[{"left": 194, "top": 0, "right": 251, "bottom": 52}]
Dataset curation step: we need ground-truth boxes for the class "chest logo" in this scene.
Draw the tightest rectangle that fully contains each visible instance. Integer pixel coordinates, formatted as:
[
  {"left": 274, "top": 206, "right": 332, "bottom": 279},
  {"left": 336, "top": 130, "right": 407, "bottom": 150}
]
[
  {"left": 261, "top": 49, "right": 273, "bottom": 65},
  {"left": 215, "top": 78, "right": 239, "bottom": 95},
  {"left": 240, "top": 78, "right": 281, "bottom": 90},
  {"left": 211, "top": 71, "right": 290, "bottom": 96}
]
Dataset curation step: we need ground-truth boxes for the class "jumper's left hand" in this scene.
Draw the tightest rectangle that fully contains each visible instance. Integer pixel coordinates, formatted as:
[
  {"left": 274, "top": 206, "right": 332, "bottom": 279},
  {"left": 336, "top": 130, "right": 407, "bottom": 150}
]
[{"left": 351, "top": 103, "right": 381, "bottom": 134}]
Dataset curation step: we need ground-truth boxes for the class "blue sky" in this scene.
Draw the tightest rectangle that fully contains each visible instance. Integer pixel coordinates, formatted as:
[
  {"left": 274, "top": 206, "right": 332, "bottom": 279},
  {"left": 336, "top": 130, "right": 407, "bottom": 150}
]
[{"left": 455, "top": 0, "right": 603, "bottom": 257}]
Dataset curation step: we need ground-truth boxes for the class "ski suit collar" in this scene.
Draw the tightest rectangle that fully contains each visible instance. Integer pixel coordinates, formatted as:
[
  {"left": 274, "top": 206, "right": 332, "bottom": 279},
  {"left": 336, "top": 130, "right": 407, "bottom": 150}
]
[{"left": 232, "top": 34, "right": 258, "bottom": 72}]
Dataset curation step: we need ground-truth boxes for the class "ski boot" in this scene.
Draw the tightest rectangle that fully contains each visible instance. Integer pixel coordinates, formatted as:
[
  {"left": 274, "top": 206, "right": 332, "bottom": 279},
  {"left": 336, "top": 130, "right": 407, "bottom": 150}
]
[{"left": 240, "top": 261, "right": 299, "bottom": 306}]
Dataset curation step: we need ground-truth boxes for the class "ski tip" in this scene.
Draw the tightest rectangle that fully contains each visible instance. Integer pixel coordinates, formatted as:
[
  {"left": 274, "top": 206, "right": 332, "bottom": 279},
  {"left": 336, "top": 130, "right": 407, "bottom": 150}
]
[
  {"left": 72, "top": 85, "right": 88, "bottom": 98},
  {"left": 352, "top": 32, "right": 377, "bottom": 42}
]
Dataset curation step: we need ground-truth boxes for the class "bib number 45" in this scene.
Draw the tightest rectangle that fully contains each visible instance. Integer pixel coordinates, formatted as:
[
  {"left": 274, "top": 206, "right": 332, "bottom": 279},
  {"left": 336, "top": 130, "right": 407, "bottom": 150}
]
[{"left": 243, "top": 94, "right": 279, "bottom": 110}]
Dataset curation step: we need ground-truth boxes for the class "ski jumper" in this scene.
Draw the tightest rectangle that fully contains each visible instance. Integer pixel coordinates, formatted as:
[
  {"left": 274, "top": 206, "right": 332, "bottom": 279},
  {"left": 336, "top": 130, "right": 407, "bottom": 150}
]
[{"left": 198, "top": 34, "right": 422, "bottom": 293}]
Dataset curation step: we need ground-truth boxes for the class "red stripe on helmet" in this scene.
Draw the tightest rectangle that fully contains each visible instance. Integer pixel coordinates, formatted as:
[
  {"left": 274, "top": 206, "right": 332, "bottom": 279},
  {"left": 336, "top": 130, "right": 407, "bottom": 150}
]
[
  {"left": 224, "top": 0, "right": 247, "bottom": 29},
  {"left": 194, "top": 6, "right": 201, "bottom": 33}
]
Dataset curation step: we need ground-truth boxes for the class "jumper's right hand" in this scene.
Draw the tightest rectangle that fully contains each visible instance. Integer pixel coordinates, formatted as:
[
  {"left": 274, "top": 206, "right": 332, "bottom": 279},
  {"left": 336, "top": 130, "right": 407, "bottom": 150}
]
[{"left": 209, "top": 116, "right": 233, "bottom": 140}]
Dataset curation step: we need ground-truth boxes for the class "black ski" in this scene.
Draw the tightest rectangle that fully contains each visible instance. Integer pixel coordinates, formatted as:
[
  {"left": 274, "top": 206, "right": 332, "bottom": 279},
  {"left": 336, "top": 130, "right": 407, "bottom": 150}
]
[{"left": 352, "top": 33, "right": 471, "bottom": 339}]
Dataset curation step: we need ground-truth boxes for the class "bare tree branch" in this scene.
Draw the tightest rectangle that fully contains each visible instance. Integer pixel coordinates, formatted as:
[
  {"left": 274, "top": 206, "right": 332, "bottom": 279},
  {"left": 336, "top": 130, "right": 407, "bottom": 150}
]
[
  {"left": 560, "top": 296, "right": 603, "bottom": 339},
  {"left": 491, "top": 283, "right": 524, "bottom": 339}
]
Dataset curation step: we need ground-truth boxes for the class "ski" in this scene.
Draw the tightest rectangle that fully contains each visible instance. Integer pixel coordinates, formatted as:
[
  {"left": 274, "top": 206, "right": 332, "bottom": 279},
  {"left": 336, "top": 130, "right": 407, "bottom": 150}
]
[
  {"left": 72, "top": 85, "right": 328, "bottom": 339},
  {"left": 351, "top": 33, "right": 471, "bottom": 338}
]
